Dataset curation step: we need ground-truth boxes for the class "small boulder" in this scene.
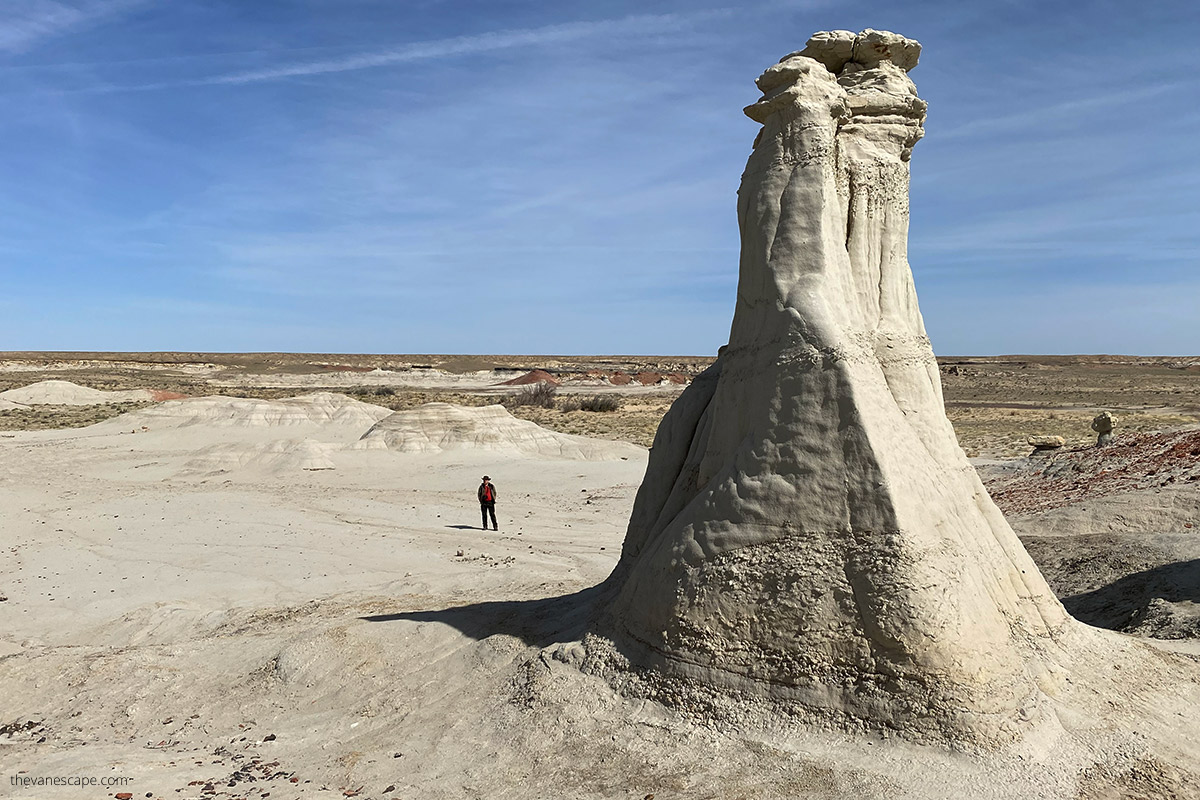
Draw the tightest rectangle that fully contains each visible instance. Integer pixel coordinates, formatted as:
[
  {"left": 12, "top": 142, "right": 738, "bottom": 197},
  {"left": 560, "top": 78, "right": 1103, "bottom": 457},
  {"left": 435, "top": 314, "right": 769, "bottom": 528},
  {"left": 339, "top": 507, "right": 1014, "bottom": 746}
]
[{"left": 1028, "top": 435, "right": 1065, "bottom": 453}]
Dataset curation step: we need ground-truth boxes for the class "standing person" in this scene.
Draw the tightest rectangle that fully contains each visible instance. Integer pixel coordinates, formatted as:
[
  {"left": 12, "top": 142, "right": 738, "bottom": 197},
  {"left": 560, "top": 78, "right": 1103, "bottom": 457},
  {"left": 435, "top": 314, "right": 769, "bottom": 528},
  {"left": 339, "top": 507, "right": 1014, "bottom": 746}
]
[{"left": 478, "top": 476, "right": 498, "bottom": 531}]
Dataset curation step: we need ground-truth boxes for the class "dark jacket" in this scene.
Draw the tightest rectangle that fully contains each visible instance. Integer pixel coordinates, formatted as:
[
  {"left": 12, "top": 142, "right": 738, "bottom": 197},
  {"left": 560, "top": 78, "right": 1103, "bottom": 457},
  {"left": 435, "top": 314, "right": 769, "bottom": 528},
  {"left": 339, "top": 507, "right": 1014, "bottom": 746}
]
[{"left": 478, "top": 482, "right": 497, "bottom": 503}]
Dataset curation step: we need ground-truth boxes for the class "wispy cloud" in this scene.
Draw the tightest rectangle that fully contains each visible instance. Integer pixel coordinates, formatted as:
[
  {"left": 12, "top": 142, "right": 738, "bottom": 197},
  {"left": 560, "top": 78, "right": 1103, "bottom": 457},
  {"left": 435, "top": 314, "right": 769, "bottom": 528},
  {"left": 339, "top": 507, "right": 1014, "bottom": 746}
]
[
  {"left": 936, "top": 82, "right": 1182, "bottom": 141},
  {"left": 0, "top": 0, "right": 143, "bottom": 53},
  {"left": 86, "top": 9, "right": 730, "bottom": 92}
]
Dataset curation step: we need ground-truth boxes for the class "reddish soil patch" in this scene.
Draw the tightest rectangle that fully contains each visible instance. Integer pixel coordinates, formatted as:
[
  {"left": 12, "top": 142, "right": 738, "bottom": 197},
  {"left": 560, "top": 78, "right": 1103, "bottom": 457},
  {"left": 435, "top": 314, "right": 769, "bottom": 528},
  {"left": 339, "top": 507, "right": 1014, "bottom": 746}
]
[
  {"left": 500, "top": 369, "right": 559, "bottom": 386},
  {"left": 149, "top": 390, "right": 189, "bottom": 401},
  {"left": 634, "top": 371, "right": 663, "bottom": 385},
  {"left": 609, "top": 372, "right": 632, "bottom": 386},
  {"left": 987, "top": 430, "right": 1200, "bottom": 516}
]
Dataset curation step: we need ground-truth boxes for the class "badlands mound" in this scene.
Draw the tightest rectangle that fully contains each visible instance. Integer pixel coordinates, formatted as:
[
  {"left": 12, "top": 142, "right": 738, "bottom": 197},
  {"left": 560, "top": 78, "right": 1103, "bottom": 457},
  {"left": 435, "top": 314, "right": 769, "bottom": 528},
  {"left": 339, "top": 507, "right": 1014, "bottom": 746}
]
[
  {"left": 578, "top": 27, "right": 1200, "bottom": 769},
  {"left": 358, "top": 402, "right": 643, "bottom": 460},
  {"left": 105, "top": 391, "right": 391, "bottom": 430},
  {"left": 0, "top": 379, "right": 160, "bottom": 405},
  {"left": 500, "top": 369, "right": 559, "bottom": 386},
  {"left": 81, "top": 392, "right": 392, "bottom": 479}
]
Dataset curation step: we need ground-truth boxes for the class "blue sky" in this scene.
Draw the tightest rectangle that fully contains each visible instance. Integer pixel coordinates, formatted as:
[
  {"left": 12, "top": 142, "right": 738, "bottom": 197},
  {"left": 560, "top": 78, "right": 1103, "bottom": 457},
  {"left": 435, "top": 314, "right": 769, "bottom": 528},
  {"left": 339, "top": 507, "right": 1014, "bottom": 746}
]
[{"left": 0, "top": 0, "right": 1196, "bottom": 355}]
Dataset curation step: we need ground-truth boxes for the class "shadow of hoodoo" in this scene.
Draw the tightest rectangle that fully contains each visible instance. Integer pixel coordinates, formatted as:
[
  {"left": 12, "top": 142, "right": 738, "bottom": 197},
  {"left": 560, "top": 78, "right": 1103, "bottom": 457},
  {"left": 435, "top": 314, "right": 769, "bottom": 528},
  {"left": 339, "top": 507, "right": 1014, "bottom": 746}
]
[
  {"left": 360, "top": 586, "right": 604, "bottom": 648},
  {"left": 1064, "top": 558, "right": 1200, "bottom": 638}
]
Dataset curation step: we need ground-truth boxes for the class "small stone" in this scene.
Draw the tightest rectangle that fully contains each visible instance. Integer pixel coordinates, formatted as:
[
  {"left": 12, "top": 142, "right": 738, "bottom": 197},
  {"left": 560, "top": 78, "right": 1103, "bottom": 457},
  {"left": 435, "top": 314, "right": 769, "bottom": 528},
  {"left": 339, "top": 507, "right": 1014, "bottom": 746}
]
[
  {"left": 263, "top": 733, "right": 276, "bottom": 742},
  {"left": 116, "top": 794, "right": 133, "bottom": 800},
  {"left": 1027, "top": 435, "right": 1065, "bottom": 451},
  {"left": 383, "top": 786, "right": 396, "bottom": 794}
]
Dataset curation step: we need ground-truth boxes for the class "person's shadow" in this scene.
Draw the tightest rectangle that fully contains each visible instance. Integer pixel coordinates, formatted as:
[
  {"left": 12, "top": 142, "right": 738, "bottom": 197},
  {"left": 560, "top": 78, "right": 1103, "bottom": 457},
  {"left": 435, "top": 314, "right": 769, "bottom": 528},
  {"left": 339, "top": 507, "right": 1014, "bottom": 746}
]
[
  {"left": 444, "top": 524, "right": 481, "bottom": 530},
  {"left": 359, "top": 584, "right": 607, "bottom": 647}
]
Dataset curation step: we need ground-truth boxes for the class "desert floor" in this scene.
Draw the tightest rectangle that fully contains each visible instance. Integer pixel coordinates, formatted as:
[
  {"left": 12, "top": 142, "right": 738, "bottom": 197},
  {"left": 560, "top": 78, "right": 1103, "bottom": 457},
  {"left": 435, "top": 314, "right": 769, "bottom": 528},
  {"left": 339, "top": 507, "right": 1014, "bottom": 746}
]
[{"left": 1, "top": 353, "right": 1198, "bottom": 799}]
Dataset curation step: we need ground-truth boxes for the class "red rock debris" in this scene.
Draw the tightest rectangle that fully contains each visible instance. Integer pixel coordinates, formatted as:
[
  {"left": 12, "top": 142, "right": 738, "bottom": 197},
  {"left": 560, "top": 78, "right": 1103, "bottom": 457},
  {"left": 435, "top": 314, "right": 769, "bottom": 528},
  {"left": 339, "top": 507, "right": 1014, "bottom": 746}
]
[{"left": 986, "top": 429, "right": 1200, "bottom": 516}]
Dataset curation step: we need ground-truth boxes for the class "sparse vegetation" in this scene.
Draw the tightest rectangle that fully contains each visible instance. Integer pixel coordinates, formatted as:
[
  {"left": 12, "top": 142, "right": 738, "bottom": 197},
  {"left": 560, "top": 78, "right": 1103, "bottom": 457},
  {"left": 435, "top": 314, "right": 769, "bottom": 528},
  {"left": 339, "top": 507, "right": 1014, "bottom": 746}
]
[
  {"left": 505, "top": 382, "right": 557, "bottom": 409},
  {"left": 0, "top": 401, "right": 153, "bottom": 431},
  {"left": 560, "top": 394, "right": 622, "bottom": 412}
]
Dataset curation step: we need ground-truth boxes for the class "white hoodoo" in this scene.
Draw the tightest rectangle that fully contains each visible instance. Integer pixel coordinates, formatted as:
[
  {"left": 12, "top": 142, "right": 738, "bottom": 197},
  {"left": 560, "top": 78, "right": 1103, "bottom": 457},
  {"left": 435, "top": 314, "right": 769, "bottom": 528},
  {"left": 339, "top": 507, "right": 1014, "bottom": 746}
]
[{"left": 591, "top": 30, "right": 1086, "bottom": 743}]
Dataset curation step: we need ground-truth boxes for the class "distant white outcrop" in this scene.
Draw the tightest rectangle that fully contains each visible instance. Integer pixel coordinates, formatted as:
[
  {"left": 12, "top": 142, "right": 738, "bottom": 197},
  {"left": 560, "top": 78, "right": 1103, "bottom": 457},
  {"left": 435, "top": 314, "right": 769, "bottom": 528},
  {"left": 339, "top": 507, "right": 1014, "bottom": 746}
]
[
  {"left": 0, "top": 379, "right": 157, "bottom": 406},
  {"left": 357, "top": 402, "right": 643, "bottom": 460},
  {"left": 109, "top": 392, "right": 392, "bottom": 430}
]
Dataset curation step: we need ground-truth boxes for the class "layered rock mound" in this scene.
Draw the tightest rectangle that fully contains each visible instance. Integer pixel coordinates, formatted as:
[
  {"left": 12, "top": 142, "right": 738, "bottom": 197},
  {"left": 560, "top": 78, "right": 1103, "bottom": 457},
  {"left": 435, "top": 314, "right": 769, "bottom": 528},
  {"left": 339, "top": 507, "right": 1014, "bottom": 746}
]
[
  {"left": 0, "top": 379, "right": 157, "bottom": 405},
  {"left": 357, "top": 403, "right": 643, "bottom": 460},
  {"left": 589, "top": 30, "right": 1091, "bottom": 744},
  {"left": 105, "top": 392, "right": 392, "bottom": 430}
]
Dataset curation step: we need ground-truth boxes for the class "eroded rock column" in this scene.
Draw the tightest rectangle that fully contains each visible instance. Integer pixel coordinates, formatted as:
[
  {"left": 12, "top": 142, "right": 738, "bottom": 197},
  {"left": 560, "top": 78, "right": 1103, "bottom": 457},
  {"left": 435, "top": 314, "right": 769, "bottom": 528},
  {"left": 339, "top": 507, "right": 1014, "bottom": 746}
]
[{"left": 589, "top": 30, "right": 1087, "bottom": 744}]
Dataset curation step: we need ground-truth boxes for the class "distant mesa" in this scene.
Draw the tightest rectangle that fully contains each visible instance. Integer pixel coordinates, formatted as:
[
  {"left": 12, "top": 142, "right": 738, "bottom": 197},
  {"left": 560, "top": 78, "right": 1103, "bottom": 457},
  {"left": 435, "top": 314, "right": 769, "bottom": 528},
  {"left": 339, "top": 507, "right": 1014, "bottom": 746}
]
[{"left": 356, "top": 402, "right": 642, "bottom": 460}]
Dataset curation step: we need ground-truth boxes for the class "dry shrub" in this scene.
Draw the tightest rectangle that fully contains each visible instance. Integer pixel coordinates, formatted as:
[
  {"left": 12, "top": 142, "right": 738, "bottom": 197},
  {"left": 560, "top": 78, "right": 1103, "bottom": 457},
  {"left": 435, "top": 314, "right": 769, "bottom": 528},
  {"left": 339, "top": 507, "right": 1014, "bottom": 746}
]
[
  {"left": 507, "top": 382, "right": 557, "bottom": 408},
  {"left": 560, "top": 394, "right": 621, "bottom": 412}
]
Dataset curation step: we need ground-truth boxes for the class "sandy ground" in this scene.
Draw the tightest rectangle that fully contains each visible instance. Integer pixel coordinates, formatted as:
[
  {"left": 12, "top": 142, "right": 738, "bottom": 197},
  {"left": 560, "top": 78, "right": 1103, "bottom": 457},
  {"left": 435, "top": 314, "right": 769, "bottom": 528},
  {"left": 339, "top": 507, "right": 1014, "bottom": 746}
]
[
  {"left": 1, "top": 368, "right": 1199, "bottom": 798},
  {"left": 1, "top": 399, "right": 655, "bottom": 798}
]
